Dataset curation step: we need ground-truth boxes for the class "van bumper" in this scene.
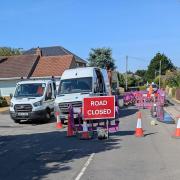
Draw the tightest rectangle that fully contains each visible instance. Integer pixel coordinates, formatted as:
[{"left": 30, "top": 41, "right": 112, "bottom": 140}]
[
  {"left": 10, "top": 110, "right": 46, "bottom": 120},
  {"left": 60, "top": 113, "right": 79, "bottom": 120}
]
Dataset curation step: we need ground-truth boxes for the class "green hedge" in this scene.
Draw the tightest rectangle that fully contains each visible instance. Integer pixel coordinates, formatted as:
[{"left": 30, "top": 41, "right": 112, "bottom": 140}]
[
  {"left": 138, "top": 85, "right": 146, "bottom": 91},
  {"left": 0, "top": 97, "right": 8, "bottom": 107}
]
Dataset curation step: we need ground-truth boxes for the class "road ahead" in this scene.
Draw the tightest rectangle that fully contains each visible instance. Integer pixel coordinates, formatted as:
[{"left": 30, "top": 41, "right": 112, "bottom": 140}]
[{"left": 0, "top": 107, "right": 180, "bottom": 180}]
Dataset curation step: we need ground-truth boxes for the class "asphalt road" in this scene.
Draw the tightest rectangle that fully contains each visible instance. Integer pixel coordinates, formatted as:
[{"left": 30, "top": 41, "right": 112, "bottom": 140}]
[{"left": 0, "top": 106, "right": 180, "bottom": 180}]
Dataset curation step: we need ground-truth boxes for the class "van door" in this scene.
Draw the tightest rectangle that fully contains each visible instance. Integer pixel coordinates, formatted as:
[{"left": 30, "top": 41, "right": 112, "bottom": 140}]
[
  {"left": 44, "top": 83, "right": 54, "bottom": 112},
  {"left": 94, "top": 69, "right": 106, "bottom": 96}
]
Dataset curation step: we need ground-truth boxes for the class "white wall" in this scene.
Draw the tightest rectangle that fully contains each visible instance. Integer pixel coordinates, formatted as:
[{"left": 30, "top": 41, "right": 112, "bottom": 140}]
[{"left": 0, "top": 80, "right": 19, "bottom": 96}]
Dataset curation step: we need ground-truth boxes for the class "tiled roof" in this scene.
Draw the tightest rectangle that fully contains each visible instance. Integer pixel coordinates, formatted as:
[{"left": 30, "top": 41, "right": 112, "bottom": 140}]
[
  {"left": 31, "top": 55, "right": 76, "bottom": 77},
  {"left": 23, "top": 46, "right": 87, "bottom": 64},
  {"left": 0, "top": 55, "right": 39, "bottom": 78}
]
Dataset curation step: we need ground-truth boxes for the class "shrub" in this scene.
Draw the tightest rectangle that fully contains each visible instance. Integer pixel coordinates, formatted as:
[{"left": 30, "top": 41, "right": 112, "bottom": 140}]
[
  {"left": 0, "top": 97, "right": 8, "bottom": 107},
  {"left": 139, "top": 85, "right": 146, "bottom": 91},
  {"left": 165, "top": 70, "right": 180, "bottom": 88}
]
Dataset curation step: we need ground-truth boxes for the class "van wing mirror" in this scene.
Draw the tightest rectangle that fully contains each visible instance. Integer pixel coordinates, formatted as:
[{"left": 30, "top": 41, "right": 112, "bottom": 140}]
[{"left": 10, "top": 93, "right": 13, "bottom": 99}]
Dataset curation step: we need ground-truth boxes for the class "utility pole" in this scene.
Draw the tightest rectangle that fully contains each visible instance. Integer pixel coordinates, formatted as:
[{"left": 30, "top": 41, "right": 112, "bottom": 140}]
[
  {"left": 159, "top": 60, "right": 161, "bottom": 89},
  {"left": 125, "top": 56, "right": 128, "bottom": 91}
]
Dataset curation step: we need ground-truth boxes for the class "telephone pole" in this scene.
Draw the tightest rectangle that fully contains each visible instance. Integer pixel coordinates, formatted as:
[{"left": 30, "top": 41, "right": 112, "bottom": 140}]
[{"left": 125, "top": 56, "right": 128, "bottom": 91}]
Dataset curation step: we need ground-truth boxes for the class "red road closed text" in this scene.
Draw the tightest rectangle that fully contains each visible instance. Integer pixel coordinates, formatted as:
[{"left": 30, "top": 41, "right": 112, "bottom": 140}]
[{"left": 83, "top": 96, "right": 115, "bottom": 120}]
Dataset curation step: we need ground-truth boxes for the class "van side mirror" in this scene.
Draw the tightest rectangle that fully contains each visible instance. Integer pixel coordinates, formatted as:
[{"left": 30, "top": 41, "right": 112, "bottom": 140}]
[{"left": 10, "top": 93, "right": 13, "bottom": 99}]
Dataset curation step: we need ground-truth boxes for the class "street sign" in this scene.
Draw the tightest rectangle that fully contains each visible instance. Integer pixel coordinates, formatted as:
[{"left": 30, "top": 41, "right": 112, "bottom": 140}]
[{"left": 83, "top": 96, "right": 115, "bottom": 120}]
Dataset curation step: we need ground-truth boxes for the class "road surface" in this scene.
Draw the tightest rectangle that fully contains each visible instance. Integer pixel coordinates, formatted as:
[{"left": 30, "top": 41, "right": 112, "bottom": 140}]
[{"left": 0, "top": 106, "right": 180, "bottom": 180}]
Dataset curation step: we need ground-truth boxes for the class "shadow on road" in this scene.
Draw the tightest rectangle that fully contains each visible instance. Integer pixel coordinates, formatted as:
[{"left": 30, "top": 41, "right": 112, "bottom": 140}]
[
  {"left": 0, "top": 131, "right": 120, "bottom": 180},
  {"left": 119, "top": 108, "right": 138, "bottom": 118},
  {"left": 18, "top": 117, "right": 56, "bottom": 125},
  {"left": 144, "top": 132, "right": 157, "bottom": 137},
  {"left": 112, "top": 130, "right": 135, "bottom": 136}
]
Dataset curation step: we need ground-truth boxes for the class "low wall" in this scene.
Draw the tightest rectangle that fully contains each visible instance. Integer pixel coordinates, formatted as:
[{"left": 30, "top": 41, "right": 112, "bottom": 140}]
[{"left": 165, "top": 86, "right": 180, "bottom": 101}]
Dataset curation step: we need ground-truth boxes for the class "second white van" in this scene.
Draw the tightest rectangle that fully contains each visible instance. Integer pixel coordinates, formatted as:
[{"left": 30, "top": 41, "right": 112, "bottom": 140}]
[{"left": 54, "top": 67, "right": 110, "bottom": 121}]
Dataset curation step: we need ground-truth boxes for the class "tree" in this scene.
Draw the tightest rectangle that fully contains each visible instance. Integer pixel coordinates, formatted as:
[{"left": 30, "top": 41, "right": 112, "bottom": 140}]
[
  {"left": 127, "top": 70, "right": 133, "bottom": 74},
  {"left": 146, "top": 52, "right": 175, "bottom": 81},
  {"left": 0, "top": 47, "right": 22, "bottom": 56},
  {"left": 165, "top": 70, "right": 180, "bottom": 88},
  {"left": 88, "top": 48, "right": 116, "bottom": 70},
  {"left": 118, "top": 73, "right": 125, "bottom": 87},
  {"left": 135, "top": 69, "right": 147, "bottom": 83},
  {"left": 135, "top": 69, "right": 146, "bottom": 78}
]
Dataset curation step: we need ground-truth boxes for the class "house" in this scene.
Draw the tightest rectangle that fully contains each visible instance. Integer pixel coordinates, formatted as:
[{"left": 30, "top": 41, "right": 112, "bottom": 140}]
[
  {"left": 0, "top": 46, "right": 86, "bottom": 96},
  {"left": 0, "top": 54, "right": 39, "bottom": 96},
  {"left": 23, "top": 46, "right": 87, "bottom": 67}
]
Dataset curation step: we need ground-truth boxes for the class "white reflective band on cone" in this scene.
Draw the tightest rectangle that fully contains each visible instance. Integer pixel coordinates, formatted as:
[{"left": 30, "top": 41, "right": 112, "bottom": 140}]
[
  {"left": 137, "top": 118, "right": 142, "bottom": 128},
  {"left": 177, "top": 118, "right": 180, "bottom": 128},
  {"left": 56, "top": 115, "right": 60, "bottom": 123},
  {"left": 83, "top": 121, "right": 88, "bottom": 132}
]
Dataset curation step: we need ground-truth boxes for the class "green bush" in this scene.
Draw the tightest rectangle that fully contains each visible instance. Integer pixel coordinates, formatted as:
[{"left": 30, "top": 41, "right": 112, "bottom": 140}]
[
  {"left": 0, "top": 97, "right": 8, "bottom": 107},
  {"left": 139, "top": 85, "right": 146, "bottom": 91},
  {"left": 165, "top": 71, "right": 180, "bottom": 88}
]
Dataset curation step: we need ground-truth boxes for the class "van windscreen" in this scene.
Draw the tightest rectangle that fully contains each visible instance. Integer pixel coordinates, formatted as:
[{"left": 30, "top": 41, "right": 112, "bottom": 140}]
[
  {"left": 14, "top": 83, "right": 46, "bottom": 97},
  {"left": 58, "top": 77, "right": 92, "bottom": 94}
]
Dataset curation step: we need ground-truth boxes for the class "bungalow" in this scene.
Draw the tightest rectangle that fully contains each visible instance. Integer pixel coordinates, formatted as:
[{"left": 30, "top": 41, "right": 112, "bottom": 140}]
[
  {"left": 23, "top": 46, "right": 86, "bottom": 67},
  {"left": 0, "top": 46, "right": 86, "bottom": 96}
]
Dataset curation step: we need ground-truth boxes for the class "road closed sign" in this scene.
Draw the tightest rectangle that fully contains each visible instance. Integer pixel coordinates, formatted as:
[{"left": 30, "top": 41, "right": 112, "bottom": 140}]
[{"left": 83, "top": 96, "right": 115, "bottom": 120}]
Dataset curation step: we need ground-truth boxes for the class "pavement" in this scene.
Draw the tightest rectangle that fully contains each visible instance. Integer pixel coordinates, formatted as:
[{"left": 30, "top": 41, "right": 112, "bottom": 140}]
[
  {"left": 164, "top": 97, "right": 180, "bottom": 121},
  {"left": 0, "top": 106, "right": 9, "bottom": 113},
  {"left": 0, "top": 106, "right": 180, "bottom": 180}
]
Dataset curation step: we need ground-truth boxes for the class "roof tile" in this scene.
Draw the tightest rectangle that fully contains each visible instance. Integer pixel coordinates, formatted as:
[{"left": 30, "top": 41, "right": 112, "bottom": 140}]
[
  {"left": 31, "top": 55, "right": 76, "bottom": 77},
  {"left": 0, "top": 55, "right": 38, "bottom": 78}
]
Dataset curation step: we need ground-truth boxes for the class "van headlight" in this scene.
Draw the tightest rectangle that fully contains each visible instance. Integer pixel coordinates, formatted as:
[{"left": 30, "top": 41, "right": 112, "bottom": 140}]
[{"left": 33, "top": 100, "right": 43, "bottom": 107}]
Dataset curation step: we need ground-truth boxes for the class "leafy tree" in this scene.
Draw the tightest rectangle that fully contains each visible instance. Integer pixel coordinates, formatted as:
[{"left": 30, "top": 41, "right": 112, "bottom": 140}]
[
  {"left": 127, "top": 70, "right": 133, "bottom": 74},
  {"left": 135, "top": 69, "right": 147, "bottom": 82},
  {"left": 165, "top": 70, "right": 180, "bottom": 88},
  {"left": 0, "top": 47, "right": 22, "bottom": 56},
  {"left": 146, "top": 52, "right": 175, "bottom": 81},
  {"left": 118, "top": 73, "right": 125, "bottom": 87},
  {"left": 88, "top": 48, "right": 116, "bottom": 70},
  {"left": 135, "top": 69, "right": 146, "bottom": 78}
]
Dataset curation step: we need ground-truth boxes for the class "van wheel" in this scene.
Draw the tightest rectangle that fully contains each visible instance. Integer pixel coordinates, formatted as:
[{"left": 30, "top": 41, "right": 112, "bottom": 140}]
[
  {"left": 45, "top": 110, "right": 51, "bottom": 123},
  {"left": 14, "top": 119, "right": 20, "bottom": 123}
]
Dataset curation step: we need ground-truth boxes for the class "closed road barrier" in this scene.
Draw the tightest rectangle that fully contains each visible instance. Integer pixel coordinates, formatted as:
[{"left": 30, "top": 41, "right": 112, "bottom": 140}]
[{"left": 83, "top": 96, "right": 115, "bottom": 120}]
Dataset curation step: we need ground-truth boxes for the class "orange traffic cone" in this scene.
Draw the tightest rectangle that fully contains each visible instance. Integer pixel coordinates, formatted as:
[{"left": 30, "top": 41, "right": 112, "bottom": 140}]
[
  {"left": 67, "top": 114, "right": 74, "bottom": 137},
  {"left": 172, "top": 116, "right": 180, "bottom": 138},
  {"left": 135, "top": 112, "right": 144, "bottom": 137},
  {"left": 56, "top": 112, "right": 63, "bottom": 129},
  {"left": 81, "top": 120, "right": 91, "bottom": 140}
]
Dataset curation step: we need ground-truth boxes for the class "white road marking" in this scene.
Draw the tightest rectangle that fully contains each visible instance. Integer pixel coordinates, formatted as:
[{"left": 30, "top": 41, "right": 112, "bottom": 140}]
[{"left": 75, "top": 153, "right": 95, "bottom": 180}]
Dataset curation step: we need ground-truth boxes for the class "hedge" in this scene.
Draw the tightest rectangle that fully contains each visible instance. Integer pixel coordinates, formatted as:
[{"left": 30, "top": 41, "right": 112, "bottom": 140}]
[{"left": 0, "top": 97, "right": 8, "bottom": 107}]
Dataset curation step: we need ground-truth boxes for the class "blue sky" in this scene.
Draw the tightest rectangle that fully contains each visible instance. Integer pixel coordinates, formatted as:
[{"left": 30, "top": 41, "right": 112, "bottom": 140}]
[{"left": 0, "top": 0, "right": 180, "bottom": 72}]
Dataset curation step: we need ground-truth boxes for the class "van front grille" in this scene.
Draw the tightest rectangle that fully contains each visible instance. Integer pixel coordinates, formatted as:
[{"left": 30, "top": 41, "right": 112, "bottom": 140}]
[
  {"left": 14, "top": 104, "right": 32, "bottom": 112},
  {"left": 59, "top": 101, "right": 82, "bottom": 114}
]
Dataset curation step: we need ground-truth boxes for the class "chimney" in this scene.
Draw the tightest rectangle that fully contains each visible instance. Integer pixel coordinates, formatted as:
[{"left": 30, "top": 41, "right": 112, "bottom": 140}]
[{"left": 36, "top": 47, "right": 42, "bottom": 56}]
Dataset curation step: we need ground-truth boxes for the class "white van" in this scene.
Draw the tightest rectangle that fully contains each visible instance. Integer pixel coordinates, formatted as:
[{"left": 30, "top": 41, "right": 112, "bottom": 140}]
[
  {"left": 10, "top": 79, "right": 56, "bottom": 123},
  {"left": 54, "top": 67, "right": 110, "bottom": 121}
]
